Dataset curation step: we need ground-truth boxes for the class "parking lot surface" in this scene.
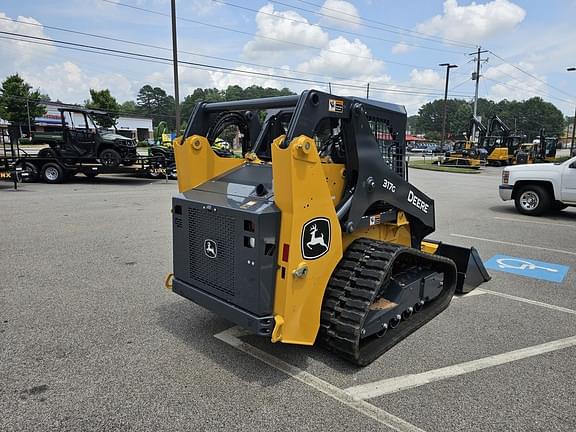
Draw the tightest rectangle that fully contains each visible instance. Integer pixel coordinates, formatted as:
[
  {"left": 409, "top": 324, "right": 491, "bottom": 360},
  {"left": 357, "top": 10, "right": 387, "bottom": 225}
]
[{"left": 1, "top": 168, "right": 575, "bottom": 431}]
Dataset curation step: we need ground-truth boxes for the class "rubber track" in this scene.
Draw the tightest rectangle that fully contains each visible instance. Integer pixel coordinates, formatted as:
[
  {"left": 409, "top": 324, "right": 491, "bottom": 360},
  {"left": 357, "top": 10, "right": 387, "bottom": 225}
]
[{"left": 319, "top": 238, "right": 457, "bottom": 366}]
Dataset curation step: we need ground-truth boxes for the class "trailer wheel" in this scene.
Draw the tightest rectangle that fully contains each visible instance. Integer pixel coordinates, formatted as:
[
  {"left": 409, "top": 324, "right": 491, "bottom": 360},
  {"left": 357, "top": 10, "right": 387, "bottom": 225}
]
[
  {"left": 41, "top": 162, "right": 65, "bottom": 184},
  {"left": 99, "top": 149, "right": 121, "bottom": 167},
  {"left": 514, "top": 185, "right": 550, "bottom": 216},
  {"left": 18, "top": 162, "right": 39, "bottom": 182},
  {"left": 168, "top": 163, "right": 177, "bottom": 179}
]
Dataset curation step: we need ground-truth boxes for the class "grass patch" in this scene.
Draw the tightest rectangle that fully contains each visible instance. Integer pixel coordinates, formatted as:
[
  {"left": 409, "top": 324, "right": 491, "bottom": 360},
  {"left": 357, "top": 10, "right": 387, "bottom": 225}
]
[
  {"left": 555, "top": 156, "right": 571, "bottom": 163},
  {"left": 408, "top": 159, "right": 480, "bottom": 174}
]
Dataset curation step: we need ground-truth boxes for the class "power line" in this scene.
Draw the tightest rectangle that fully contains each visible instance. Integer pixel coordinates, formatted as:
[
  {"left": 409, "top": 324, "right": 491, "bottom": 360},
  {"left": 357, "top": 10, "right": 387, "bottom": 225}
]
[
  {"left": 213, "top": 0, "right": 467, "bottom": 55},
  {"left": 278, "top": 0, "right": 476, "bottom": 49},
  {"left": 0, "top": 32, "right": 473, "bottom": 99},
  {"left": 0, "top": 16, "right": 456, "bottom": 95},
  {"left": 101, "top": 0, "right": 436, "bottom": 70},
  {"left": 483, "top": 77, "right": 574, "bottom": 105},
  {"left": 489, "top": 50, "right": 575, "bottom": 101}
]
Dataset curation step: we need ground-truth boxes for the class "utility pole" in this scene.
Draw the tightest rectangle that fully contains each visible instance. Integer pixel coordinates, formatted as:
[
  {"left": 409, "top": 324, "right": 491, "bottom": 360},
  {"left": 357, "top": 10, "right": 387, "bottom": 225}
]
[
  {"left": 567, "top": 68, "right": 576, "bottom": 156},
  {"left": 469, "top": 47, "right": 489, "bottom": 142},
  {"left": 171, "top": 0, "right": 181, "bottom": 134},
  {"left": 366, "top": 83, "right": 370, "bottom": 99},
  {"left": 439, "top": 63, "right": 458, "bottom": 146},
  {"left": 26, "top": 97, "right": 32, "bottom": 138}
]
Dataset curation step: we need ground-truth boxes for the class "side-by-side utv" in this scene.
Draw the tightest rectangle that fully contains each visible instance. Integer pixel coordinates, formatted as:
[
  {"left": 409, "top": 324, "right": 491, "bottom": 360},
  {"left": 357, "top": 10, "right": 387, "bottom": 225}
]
[{"left": 169, "top": 90, "right": 490, "bottom": 365}]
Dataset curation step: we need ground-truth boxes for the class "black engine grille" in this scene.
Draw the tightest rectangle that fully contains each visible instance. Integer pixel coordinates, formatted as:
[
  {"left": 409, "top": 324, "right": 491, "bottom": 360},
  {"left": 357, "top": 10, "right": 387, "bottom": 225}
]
[{"left": 188, "top": 208, "right": 236, "bottom": 296}]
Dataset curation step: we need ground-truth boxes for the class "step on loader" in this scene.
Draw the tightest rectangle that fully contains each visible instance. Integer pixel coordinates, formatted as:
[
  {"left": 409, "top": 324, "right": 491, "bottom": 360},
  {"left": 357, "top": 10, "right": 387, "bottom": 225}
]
[{"left": 169, "top": 90, "right": 490, "bottom": 366}]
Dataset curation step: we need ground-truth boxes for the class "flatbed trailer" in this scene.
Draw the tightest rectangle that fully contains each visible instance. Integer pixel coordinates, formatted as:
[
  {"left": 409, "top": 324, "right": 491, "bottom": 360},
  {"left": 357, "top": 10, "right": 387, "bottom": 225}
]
[{"left": 1, "top": 138, "right": 176, "bottom": 189}]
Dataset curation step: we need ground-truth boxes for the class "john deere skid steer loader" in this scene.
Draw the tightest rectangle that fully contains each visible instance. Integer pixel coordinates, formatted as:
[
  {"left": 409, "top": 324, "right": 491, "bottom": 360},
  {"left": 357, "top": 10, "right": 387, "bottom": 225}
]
[{"left": 169, "top": 90, "right": 489, "bottom": 366}]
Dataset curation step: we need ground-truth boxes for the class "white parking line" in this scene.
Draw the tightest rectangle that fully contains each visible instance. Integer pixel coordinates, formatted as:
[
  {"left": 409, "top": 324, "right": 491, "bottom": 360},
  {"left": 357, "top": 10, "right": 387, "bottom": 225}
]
[
  {"left": 453, "top": 289, "right": 488, "bottom": 299},
  {"left": 493, "top": 216, "right": 575, "bottom": 229},
  {"left": 215, "top": 326, "right": 425, "bottom": 432},
  {"left": 345, "top": 335, "right": 576, "bottom": 400},
  {"left": 481, "top": 289, "right": 576, "bottom": 315},
  {"left": 450, "top": 233, "right": 576, "bottom": 257}
]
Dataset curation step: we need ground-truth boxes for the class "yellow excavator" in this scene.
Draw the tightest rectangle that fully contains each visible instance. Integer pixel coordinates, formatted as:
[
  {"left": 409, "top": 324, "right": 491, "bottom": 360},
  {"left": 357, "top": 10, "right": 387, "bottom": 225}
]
[
  {"left": 169, "top": 91, "right": 490, "bottom": 365},
  {"left": 441, "top": 116, "right": 487, "bottom": 168}
]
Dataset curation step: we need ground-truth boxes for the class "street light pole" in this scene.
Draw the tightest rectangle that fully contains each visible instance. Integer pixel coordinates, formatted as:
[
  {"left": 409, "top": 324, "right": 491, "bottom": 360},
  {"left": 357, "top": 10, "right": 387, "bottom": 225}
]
[
  {"left": 171, "top": 0, "right": 181, "bottom": 134},
  {"left": 439, "top": 63, "right": 458, "bottom": 146},
  {"left": 567, "top": 68, "right": 576, "bottom": 156}
]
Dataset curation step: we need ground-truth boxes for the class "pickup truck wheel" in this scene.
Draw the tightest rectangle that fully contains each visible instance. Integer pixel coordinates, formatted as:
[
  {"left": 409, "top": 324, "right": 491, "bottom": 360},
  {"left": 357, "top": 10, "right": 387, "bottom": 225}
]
[
  {"left": 515, "top": 185, "right": 550, "bottom": 216},
  {"left": 99, "top": 149, "right": 121, "bottom": 167},
  {"left": 41, "top": 162, "right": 65, "bottom": 184}
]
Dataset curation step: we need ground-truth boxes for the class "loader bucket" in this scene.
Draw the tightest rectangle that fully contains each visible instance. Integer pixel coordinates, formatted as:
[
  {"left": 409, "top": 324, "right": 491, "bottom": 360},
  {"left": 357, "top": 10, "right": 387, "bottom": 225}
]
[{"left": 425, "top": 241, "right": 491, "bottom": 294}]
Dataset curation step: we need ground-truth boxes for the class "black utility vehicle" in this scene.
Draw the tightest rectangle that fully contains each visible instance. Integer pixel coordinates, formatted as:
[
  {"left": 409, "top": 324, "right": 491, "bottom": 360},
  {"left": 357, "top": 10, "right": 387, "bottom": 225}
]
[{"left": 32, "top": 108, "right": 138, "bottom": 167}]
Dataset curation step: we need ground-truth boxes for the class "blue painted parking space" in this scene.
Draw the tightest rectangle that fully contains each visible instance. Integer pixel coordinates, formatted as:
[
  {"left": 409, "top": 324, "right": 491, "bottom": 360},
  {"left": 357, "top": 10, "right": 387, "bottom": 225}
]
[{"left": 484, "top": 255, "right": 570, "bottom": 283}]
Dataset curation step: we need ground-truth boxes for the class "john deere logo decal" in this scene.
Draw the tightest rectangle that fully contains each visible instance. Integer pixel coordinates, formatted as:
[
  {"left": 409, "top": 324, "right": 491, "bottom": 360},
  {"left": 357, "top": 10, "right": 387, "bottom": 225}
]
[
  {"left": 301, "top": 218, "right": 330, "bottom": 260},
  {"left": 204, "top": 239, "right": 217, "bottom": 259}
]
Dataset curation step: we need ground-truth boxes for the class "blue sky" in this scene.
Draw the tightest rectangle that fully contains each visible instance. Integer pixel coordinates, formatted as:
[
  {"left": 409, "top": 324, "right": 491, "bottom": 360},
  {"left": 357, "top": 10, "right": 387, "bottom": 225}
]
[{"left": 1, "top": 0, "right": 575, "bottom": 115}]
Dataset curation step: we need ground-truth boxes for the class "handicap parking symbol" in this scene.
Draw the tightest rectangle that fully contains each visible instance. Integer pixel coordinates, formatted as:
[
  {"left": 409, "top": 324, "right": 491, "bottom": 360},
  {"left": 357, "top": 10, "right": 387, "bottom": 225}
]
[{"left": 484, "top": 254, "right": 569, "bottom": 283}]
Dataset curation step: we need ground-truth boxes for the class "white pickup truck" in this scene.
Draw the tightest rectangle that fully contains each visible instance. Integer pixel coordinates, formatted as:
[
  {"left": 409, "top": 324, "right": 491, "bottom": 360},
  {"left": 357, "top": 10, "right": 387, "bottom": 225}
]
[{"left": 499, "top": 156, "right": 576, "bottom": 215}]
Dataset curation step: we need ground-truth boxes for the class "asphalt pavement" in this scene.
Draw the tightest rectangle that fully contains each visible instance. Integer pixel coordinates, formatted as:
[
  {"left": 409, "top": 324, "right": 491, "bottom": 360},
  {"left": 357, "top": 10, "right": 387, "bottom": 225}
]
[{"left": 1, "top": 167, "right": 575, "bottom": 431}]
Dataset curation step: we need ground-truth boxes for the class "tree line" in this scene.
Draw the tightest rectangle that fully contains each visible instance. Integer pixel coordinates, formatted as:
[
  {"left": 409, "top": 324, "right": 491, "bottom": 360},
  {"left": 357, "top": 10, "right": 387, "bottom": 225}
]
[
  {"left": 0, "top": 73, "right": 294, "bottom": 133},
  {"left": 408, "top": 97, "right": 568, "bottom": 142},
  {"left": 0, "top": 73, "right": 571, "bottom": 140}
]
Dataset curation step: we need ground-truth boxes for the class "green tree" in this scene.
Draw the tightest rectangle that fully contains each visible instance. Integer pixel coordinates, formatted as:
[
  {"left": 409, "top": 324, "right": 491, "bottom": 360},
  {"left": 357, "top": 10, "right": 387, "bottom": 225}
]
[
  {"left": 136, "top": 85, "right": 175, "bottom": 129},
  {"left": 180, "top": 88, "right": 225, "bottom": 122},
  {"left": 417, "top": 99, "right": 472, "bottom": 139},
  {"left": 86, "top": 88, "right": 120, "bottom": 128},
  {"left": 119, "top": 100, "right": 138, "bottom": 115},
  {"left": 179, "top": 85, "right": 295, "bottom": 125},
  {"left": 0, "top": 74, "right": 46, "bottom": 131}
]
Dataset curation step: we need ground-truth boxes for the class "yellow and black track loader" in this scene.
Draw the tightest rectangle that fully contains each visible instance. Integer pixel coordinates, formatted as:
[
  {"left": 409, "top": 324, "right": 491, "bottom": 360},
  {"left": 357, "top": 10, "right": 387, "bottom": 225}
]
[{"left": 169, "top": 91, "right": 490, "bottom": 366}]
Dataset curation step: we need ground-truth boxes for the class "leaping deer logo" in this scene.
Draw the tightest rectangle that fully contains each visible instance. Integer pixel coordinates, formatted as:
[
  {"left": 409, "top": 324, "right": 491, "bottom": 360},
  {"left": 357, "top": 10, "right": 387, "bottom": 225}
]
[
  {"left": 204, "top": 239, "right": 217, "bottom": 258},
  {"left": 306, "top": 224, "right": 328, "bottom": 251}
]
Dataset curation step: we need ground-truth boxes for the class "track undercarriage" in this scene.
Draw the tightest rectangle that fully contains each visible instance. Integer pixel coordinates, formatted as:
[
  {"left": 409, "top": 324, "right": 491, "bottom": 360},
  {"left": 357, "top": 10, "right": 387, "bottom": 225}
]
[{"left": 320, "top": 238, "right": 458, "bottom": 365}]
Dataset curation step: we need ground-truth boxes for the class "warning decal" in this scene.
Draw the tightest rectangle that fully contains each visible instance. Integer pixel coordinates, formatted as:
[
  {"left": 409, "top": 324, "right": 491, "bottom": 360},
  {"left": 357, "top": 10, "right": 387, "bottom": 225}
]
[{"left": 328, "top": 99, "right": 344, "bottom": 113}]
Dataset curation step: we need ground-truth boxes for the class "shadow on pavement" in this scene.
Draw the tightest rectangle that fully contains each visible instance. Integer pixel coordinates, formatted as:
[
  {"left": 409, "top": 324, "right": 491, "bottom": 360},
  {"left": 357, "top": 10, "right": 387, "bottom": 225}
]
[
  {"left": 489, "top": 204, "right": 576, "bottom": 221},
  {"left": 154, "top": 300, "right": 362, "bottom": 385}
]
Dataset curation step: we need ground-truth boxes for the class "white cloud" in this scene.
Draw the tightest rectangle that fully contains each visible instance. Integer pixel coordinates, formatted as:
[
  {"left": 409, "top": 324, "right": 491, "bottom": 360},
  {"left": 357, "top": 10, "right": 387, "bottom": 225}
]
[
  {"left": 408, "top": 68, "right": 444, "bottom": 89},
  {"left": 211, "top": 66, "right": 287, "bottom": 90},
  {"left": 417, "top": 0, "right": 526, "bottom": 43},
  {"left": 483, "top": 62, "right": 548, "bottom": 101},
  {"left": 144, "top": 66, "right": 215, "bottom": 97},
  {"left": 243, "top": 4, "right": 329, "bottom": 60},
  {"left": 392, "top": 42, "right": 412, "bottom": 55},
  {"left": 23, "top": 61, "right": 135, "bottom": 103},
  {"left": 319, "top": 0, "right": 361, "bottom": 29},
  {"left": 297, "top": 36, "right": 383, "bottom": 78},
  {"left": 0, "top": 12, "right": 56, "bottom": 69}
]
